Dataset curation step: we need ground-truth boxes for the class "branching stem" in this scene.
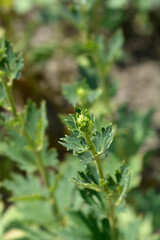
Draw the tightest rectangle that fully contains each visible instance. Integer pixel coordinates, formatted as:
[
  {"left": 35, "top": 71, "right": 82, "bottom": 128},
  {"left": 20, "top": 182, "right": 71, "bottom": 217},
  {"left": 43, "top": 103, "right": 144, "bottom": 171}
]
[{"left": 82, "top": 131, "right": 116, "bottom": 240}]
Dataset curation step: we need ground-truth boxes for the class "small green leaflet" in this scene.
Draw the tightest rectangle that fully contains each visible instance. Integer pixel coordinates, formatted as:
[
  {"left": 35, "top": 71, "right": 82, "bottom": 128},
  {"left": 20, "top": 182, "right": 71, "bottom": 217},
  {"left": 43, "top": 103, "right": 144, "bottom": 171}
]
[
  {"left": 106, "top": 29, "right": 124, "bottom": 64},
  {"left": 59, "top": 211, "right": 110, "bottom": 240},
  {"left": 102, "top": 161, "right": 130, "bottom": 205},
  {"left": 3, "top": 174, "right": 49, "bottom": 202},
  {"left": 92, "top": 124, "right": 114, "bottom": 158},
  {"left": 60, "top": 134, "right": 89, "bottom": 155},
  {"left": 115, "top": 162, "right": 130, "bottom": 206},
  {"left": 0, "top": 37, "right": 23, "bottom": 85},
  {"left": 72, "top": 165, "right": 100, "bottom": 192},
  {"left": 23, "top": 100, "right": 48, "bottom": 150},
  {"left": 72, "top": 178, "right": 101, "bottom": 192},
  {"left": 60, "top": 133, "right": 93, "bottom": 164},
  {"left": 0, "top": 129, "right": 37, "bottom": 172},
  {"left": 0, "top": 119, "right": 58, "bottom": 172},
  {"left": 0, "top": 82, "right": 8, "bottom": 108}
]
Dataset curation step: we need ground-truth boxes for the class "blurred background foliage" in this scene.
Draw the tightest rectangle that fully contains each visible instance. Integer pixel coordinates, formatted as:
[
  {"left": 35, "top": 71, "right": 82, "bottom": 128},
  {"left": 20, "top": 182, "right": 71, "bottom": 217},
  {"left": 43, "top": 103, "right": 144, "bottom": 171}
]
[{"left": 0, "top": 0, "right": 160, "bottom": 239}]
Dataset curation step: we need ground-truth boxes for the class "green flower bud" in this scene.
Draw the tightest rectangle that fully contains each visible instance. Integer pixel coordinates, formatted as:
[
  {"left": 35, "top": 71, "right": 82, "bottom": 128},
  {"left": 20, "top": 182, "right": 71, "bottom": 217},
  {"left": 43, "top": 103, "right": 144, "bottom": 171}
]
[{"left": 76, "top": 112, "right": 94, "bottom": 133}]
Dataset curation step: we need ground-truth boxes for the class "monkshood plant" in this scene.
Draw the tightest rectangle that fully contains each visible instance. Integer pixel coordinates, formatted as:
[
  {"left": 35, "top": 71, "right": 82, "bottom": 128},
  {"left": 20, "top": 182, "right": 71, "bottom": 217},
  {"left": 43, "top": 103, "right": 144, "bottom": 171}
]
[
  {"left": 0, "top": 36, "right": 130, "bottom": 240},
  {"left": 0, "top": 37, "right": 159, "bottom": 240},
  {"left": 61, "top": 0, "right": 154, "bottom": 198},
  {"left": 60, "top": 105, "right": 130, "bottom": 240}
]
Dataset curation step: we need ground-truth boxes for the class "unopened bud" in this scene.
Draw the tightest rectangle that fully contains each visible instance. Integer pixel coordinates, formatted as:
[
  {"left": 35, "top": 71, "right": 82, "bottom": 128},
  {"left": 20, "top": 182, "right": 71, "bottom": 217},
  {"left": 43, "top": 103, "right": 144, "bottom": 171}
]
[{"left": 76, "top": 112, "right": 94, "bottom": 133}]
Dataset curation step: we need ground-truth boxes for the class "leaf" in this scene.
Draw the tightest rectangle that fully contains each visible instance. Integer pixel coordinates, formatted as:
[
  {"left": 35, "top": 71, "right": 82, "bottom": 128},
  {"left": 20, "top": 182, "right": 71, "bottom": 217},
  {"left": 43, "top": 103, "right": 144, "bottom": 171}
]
[
  {"left": 72, "top": 164, "right": 100, "bottom": 192},
  {"left": 60, "top": 134, "right": 89, "bottom": 156},
  {"left": 105, "top": 175, "right": 117, "bottom": 191},
  {"left": 79, "top": 188, "right": 106, "bottom": 220},
  {"left": 115, "top": 162, "right": 130, "bottom": 206},
  {"left": 72, "top": 179, "right": 101, "bottom": 192},
  {"left": 40, "top": 140, "right": 58, "bottom": 168},
  {"left": 111, "top": 105, "right": 154, "bottom": 157},
  {"left": 0, "top": 38, "right": 23, "bottom": 84},
  {"left": 131, "top": 189, "right": 160, "bottom": 231},
  {"left": 86, "top": 164, "right": 99, "bottom": 185},
  {"left": 3, "top": 174, "right": 48, "bottom": 201},
  {"left": 74, "top": 105, "right": 81, "bottom": 114},
  {"left": 77, "top": 151, "right": 93, "bottom": 164},
  {"left": 23, "top": 100, "right": 48, "bottom": 150},
  {"left": 128, "top": 154, "right": 143, "bottom": 190},
  {"left": 117, "top": 205, "right": 160, "bottom": 240},
  {"left": 0, "top": 130, "right": 37, "bottom": 172},
  {"left": 101, "top": 8, "right": 125, "bottom": 30},
  {"left": 0, "top": 82, "right": 8, "bottom": 108},
  {"left": 35, "top": 101, "right": 48, "bottom": 150},
  {"left": 106, "top": 29, "right": 124, "bottom": 64},
  {"left": 64, "top": 114, "right": 77, "bottom": 130},
  {"left": 61, "top": 6, "right": 85, "bottom": 31},
  {"left": 54, "top": 154, "right": 83, "bottom": 214},
  {"left": 0, "top": 107, "right": 57, "bottom": 172},
  {"left": 16, "top": 201, "right": 55, "bottom": 227},
  {"left": 92, "top": 124, "right": 114, "bottom": 158},
  {"left": 115, "top": 169, "right": 121, "bottom": 183},
  {"left": 2, "top": 174, "right": 56, "bottom": 227},
  {"left": 5, "top": 222, "right": 56, "bottom": 240},
  {"left": 59, "top": 211, "right": 110, "bottom": 240}
]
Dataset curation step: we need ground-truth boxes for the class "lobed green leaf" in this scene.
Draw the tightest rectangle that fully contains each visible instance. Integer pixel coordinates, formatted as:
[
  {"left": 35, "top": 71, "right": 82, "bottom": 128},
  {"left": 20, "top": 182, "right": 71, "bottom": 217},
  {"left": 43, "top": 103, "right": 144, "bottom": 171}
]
[
  {"left": 92, "top": 124, "right": 114, "bottom": 158},
  {"left": 0, "top": 37, "right": 23, "bottom": 84}
]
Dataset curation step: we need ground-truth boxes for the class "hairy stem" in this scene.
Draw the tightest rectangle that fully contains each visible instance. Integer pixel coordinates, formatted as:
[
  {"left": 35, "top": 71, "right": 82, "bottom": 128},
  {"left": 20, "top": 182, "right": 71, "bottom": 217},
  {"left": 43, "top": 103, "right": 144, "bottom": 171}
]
[
  {"left": 82, "top": 132, "right": 116, "bottom": 240},
  {"left": 109, "top": 202, "right": 116, "bottom": 240}
]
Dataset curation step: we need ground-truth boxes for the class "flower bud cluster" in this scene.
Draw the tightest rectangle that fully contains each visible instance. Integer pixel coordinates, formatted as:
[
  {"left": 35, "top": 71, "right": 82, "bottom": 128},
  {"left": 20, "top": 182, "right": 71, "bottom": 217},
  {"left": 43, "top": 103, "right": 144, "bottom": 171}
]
[{"left": 76, "top": 112, "right": 94, "bottom": 133}]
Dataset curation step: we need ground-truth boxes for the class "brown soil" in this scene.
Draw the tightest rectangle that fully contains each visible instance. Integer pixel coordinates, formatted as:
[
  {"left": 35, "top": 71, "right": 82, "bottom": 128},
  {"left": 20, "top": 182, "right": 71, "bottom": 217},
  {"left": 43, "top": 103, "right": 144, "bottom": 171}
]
[{"left": 113, "top": 61, "right": 160, "bottom": 127}]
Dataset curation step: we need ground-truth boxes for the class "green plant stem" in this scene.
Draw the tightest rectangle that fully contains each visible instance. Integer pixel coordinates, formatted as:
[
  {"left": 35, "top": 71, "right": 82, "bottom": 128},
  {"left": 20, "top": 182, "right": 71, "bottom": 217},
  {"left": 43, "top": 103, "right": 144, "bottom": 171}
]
[
  {"left": 82, "top": 131, "right": 116, "bottom": 240},
  {"left": 21, "top": 122, "right": 60, "bottom": 217},
  {"left": 21, "top": 120, "right": 60, "bottom": 217},
  {"left": 21, "top": 129, "right": 49, "bottom": 187},
  {"left": 2, "top": 77, "right": 59, "bottom": 216},
  {"left": 23, "top": 130, "right": 60, "bottom": 216},
  {"left": 82, "top": 132, "right": 104, "bottom": 180},
  {"left": 1, "top": 78, "right": 17, "bottom": 117},
  {"left": 109, "top": 203, "right": 116, "bottom": 240},
  {"left": 2, "top": 78, "right": 49, "bottom": 188},
  {"left": 2, "top": 79, "right": 49, "bottom": 188}
]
